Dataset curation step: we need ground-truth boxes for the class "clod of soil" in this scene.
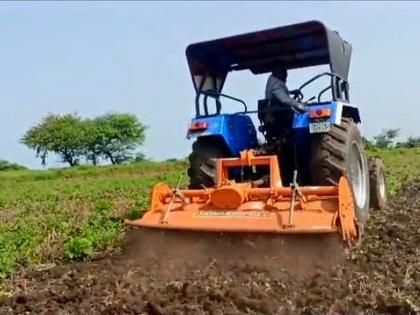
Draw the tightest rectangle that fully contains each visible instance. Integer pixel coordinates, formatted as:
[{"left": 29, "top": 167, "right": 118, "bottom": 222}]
[{"left": 1, "top": 182, "right": 419, "bottom": 315}]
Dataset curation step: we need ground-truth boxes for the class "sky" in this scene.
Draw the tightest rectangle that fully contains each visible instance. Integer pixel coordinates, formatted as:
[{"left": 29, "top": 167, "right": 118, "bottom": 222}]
[{"left": 0, "top": 1, "right": 419, "bottom": 169}]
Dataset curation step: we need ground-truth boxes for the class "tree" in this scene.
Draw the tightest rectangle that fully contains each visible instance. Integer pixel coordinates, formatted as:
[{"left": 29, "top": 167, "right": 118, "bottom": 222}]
[
  {"left": 373, "top": 128, "right": 400, "bottom": 149},
  {"left": 22, "top": 113, "right": 86, "bottom": 166},
  {"left": 22, "top": 112, "right": 146, "bottom": 167},
  {"left": 83, "top": 119, "right": 103, "bottom": 166},
  {"left": 396, "top": 136, "right": 420, "bottom": 148},
  {"left": 87, "top": 113, "right": 147, "bottom": 165},
  {"left": 362, "top": 137, "right": 374, "bottom": 150}
]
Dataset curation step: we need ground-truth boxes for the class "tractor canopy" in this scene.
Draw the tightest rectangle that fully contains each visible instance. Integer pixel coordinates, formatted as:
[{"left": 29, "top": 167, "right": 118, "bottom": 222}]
[{"left": 186, "top": 20, "right": 352, "bottom": 94}]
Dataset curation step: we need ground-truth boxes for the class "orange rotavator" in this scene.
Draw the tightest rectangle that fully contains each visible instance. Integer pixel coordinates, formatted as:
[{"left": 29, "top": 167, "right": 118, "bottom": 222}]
[{"left": 127, "top": 150, "right": 360, "bottom": 245}]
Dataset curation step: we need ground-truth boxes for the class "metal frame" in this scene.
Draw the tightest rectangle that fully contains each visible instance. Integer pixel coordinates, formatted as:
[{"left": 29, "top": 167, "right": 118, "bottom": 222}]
[
  {"left": 194, "top": 72, "right": 349, "bottom": 117},
  {"left": 296, "top": 72, "right": 350, "bottom": 103},
  {"left": 195, "top": 90, "right": 248, "bottom": 117}
]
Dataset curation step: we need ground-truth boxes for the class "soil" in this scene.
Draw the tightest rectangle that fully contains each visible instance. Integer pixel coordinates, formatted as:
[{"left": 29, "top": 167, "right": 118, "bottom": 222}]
[{"left": 1, "top": 182, "right": 419, "bottom": 315}]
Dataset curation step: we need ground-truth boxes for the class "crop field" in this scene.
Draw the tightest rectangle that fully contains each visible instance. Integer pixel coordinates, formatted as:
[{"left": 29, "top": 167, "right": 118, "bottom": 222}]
[
  {"left": 0, "top": 160, "right": 186, "bottom": 279},
  {"left": 0, "top": 148, "right": 419, "bottom": 314}
]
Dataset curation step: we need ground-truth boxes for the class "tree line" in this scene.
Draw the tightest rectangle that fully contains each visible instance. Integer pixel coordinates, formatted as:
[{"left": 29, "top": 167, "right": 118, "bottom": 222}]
[
  {"left": 363, "top": 128, "right": 420, "bottom": 149},
  {"left": 0, "top": 159, "right": 26, "bottom": 171},
  {"left": 22, "top": 113, "right": 146, "bottom": 167},
  {"left": 17, "top": 116, "right": 420, "bottom": 168}
]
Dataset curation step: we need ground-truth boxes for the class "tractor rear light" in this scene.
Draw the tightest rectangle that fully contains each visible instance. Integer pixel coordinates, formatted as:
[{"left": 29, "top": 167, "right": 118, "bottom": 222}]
[
  {"left": 310, "top": 108, "right": 331, "bottom": 119},
  {"left": 189, "top": 121, "right": 208, "bottom": 131}
]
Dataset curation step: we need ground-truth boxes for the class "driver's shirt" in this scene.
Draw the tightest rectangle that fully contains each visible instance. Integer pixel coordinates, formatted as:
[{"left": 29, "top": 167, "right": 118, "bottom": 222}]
[{"left": 265, "top": 74, "right": 301, "bottom": 109}]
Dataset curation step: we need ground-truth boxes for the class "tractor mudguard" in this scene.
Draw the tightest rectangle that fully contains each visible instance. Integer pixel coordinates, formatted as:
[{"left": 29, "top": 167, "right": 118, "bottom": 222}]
[
  {"left": 186, "top": 114, "right": 258, "bottom": 156},
  {"left": 292, "top": 101, "right": 361, "bottom": 130}
]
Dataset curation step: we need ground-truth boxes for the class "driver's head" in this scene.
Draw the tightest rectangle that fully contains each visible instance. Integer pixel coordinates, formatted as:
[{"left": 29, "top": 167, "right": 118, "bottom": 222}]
[{"left": 272, "top": 66, "right": 288, "bottom": 82}]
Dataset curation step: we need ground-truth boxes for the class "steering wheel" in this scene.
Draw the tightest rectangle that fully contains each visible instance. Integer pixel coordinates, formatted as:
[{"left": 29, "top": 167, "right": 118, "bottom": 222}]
[{"left": 289, "top": 89, "right": 304, "bottom": 102}]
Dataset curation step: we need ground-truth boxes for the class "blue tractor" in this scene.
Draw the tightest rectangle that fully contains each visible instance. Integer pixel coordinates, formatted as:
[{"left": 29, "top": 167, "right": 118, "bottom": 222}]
[{"left": 185, "top": 21, "right": 386, "bottom": 222}]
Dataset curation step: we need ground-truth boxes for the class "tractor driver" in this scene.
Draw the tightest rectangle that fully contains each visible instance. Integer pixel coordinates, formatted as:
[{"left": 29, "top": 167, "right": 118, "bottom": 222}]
[{"left": 265, "top": 66, "right": 307, "bottom": 114}]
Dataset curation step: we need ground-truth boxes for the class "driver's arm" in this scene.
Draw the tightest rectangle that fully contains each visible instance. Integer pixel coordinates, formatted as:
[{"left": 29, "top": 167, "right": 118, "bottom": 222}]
[{"left": 271, "top": 80, "right": 306, "bottom": 113}]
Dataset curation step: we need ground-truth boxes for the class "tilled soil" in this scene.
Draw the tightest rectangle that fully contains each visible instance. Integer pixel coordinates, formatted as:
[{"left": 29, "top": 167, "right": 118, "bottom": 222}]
[{"left": 1, "top": 182, "right": 420, "bottom": 315}]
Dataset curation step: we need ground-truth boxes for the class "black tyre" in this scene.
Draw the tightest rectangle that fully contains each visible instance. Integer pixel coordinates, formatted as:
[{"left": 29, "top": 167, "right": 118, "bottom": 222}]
[
  {"left": 310, "top": 118, "right": 370, "bottom": 224},
  {"left": 187, "top": 138, "right": 229, "bottom": 189},
  {"left": 368, "top": 157, "right": 387, "bottom": 210}
]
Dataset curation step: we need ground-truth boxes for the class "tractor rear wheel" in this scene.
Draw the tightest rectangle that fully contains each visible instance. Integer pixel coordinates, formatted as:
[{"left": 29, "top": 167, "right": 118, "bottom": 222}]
[
  {"left": 310, "top": 118, "right": 370, "bottom": 224},
  {"left": 187, "top": 138, "right": 229, "bottom": 189},
  {"left": 368, "top": 157, "right": 387, "bottom": 210}
]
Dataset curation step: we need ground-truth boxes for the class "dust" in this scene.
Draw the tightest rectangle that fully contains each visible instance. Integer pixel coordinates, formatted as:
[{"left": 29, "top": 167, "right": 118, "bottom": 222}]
[{"left": 122, "top": 228, "right": 345, "bottom": 280}]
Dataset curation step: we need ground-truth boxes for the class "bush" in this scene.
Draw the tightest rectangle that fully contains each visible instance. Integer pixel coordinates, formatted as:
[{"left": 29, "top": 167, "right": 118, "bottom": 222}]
[{"left": 0, "top": 160, "right": 26, "bottom": 171}]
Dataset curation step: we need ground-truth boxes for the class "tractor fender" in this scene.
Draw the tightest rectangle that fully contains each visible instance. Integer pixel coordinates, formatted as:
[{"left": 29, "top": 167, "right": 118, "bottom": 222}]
[
  {"left": 186, "top": 114, "right": 258, "bottom": 156},
  {"left": 292, "top": 101, "right": 361, "bottom": 130}
]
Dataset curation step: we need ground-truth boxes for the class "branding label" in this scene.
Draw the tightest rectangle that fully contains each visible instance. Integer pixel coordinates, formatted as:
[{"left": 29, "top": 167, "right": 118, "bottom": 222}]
[{"left": 194, "top": 211, "right": 272, "bottom": 218}]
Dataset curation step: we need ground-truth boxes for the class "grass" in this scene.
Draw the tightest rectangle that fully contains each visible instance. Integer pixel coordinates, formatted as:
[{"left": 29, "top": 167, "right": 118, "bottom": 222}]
[
  {"left": 367, "top": 147, "right": 420, "bottom": 196},
  {"left": 0, "top": 160, "right": 187, "bottom": 279},
  {"left": 0, "top": 147, "right": 419, "bottom": 280}
]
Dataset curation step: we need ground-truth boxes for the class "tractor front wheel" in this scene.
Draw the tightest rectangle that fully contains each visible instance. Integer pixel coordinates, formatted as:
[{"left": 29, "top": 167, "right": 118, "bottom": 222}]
[{"left": 368, "top": 157, "right": 387, "bottom": 210}]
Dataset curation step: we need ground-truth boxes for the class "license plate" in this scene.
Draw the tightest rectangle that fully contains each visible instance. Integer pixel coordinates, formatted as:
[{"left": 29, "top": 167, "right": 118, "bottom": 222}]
[{"left": 309, "top": 121, "right": 331, "bottom": 133}]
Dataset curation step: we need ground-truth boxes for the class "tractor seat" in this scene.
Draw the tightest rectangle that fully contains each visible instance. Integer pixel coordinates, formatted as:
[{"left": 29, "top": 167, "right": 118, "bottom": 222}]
[
  {"left": 257, "top": 99, "right": 295, "bottom": 137},
  {"left": 257, "top": 99, "right": 295, "bottom": 123}
]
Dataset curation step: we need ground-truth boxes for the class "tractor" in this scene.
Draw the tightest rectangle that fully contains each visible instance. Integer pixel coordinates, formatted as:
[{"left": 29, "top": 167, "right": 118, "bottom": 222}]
[
  {"left": 185, "top": 20, "right": 386, "bottom": 222},
  {"left": 128, "top": 21, "right": 386, "bottom": 249}
]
